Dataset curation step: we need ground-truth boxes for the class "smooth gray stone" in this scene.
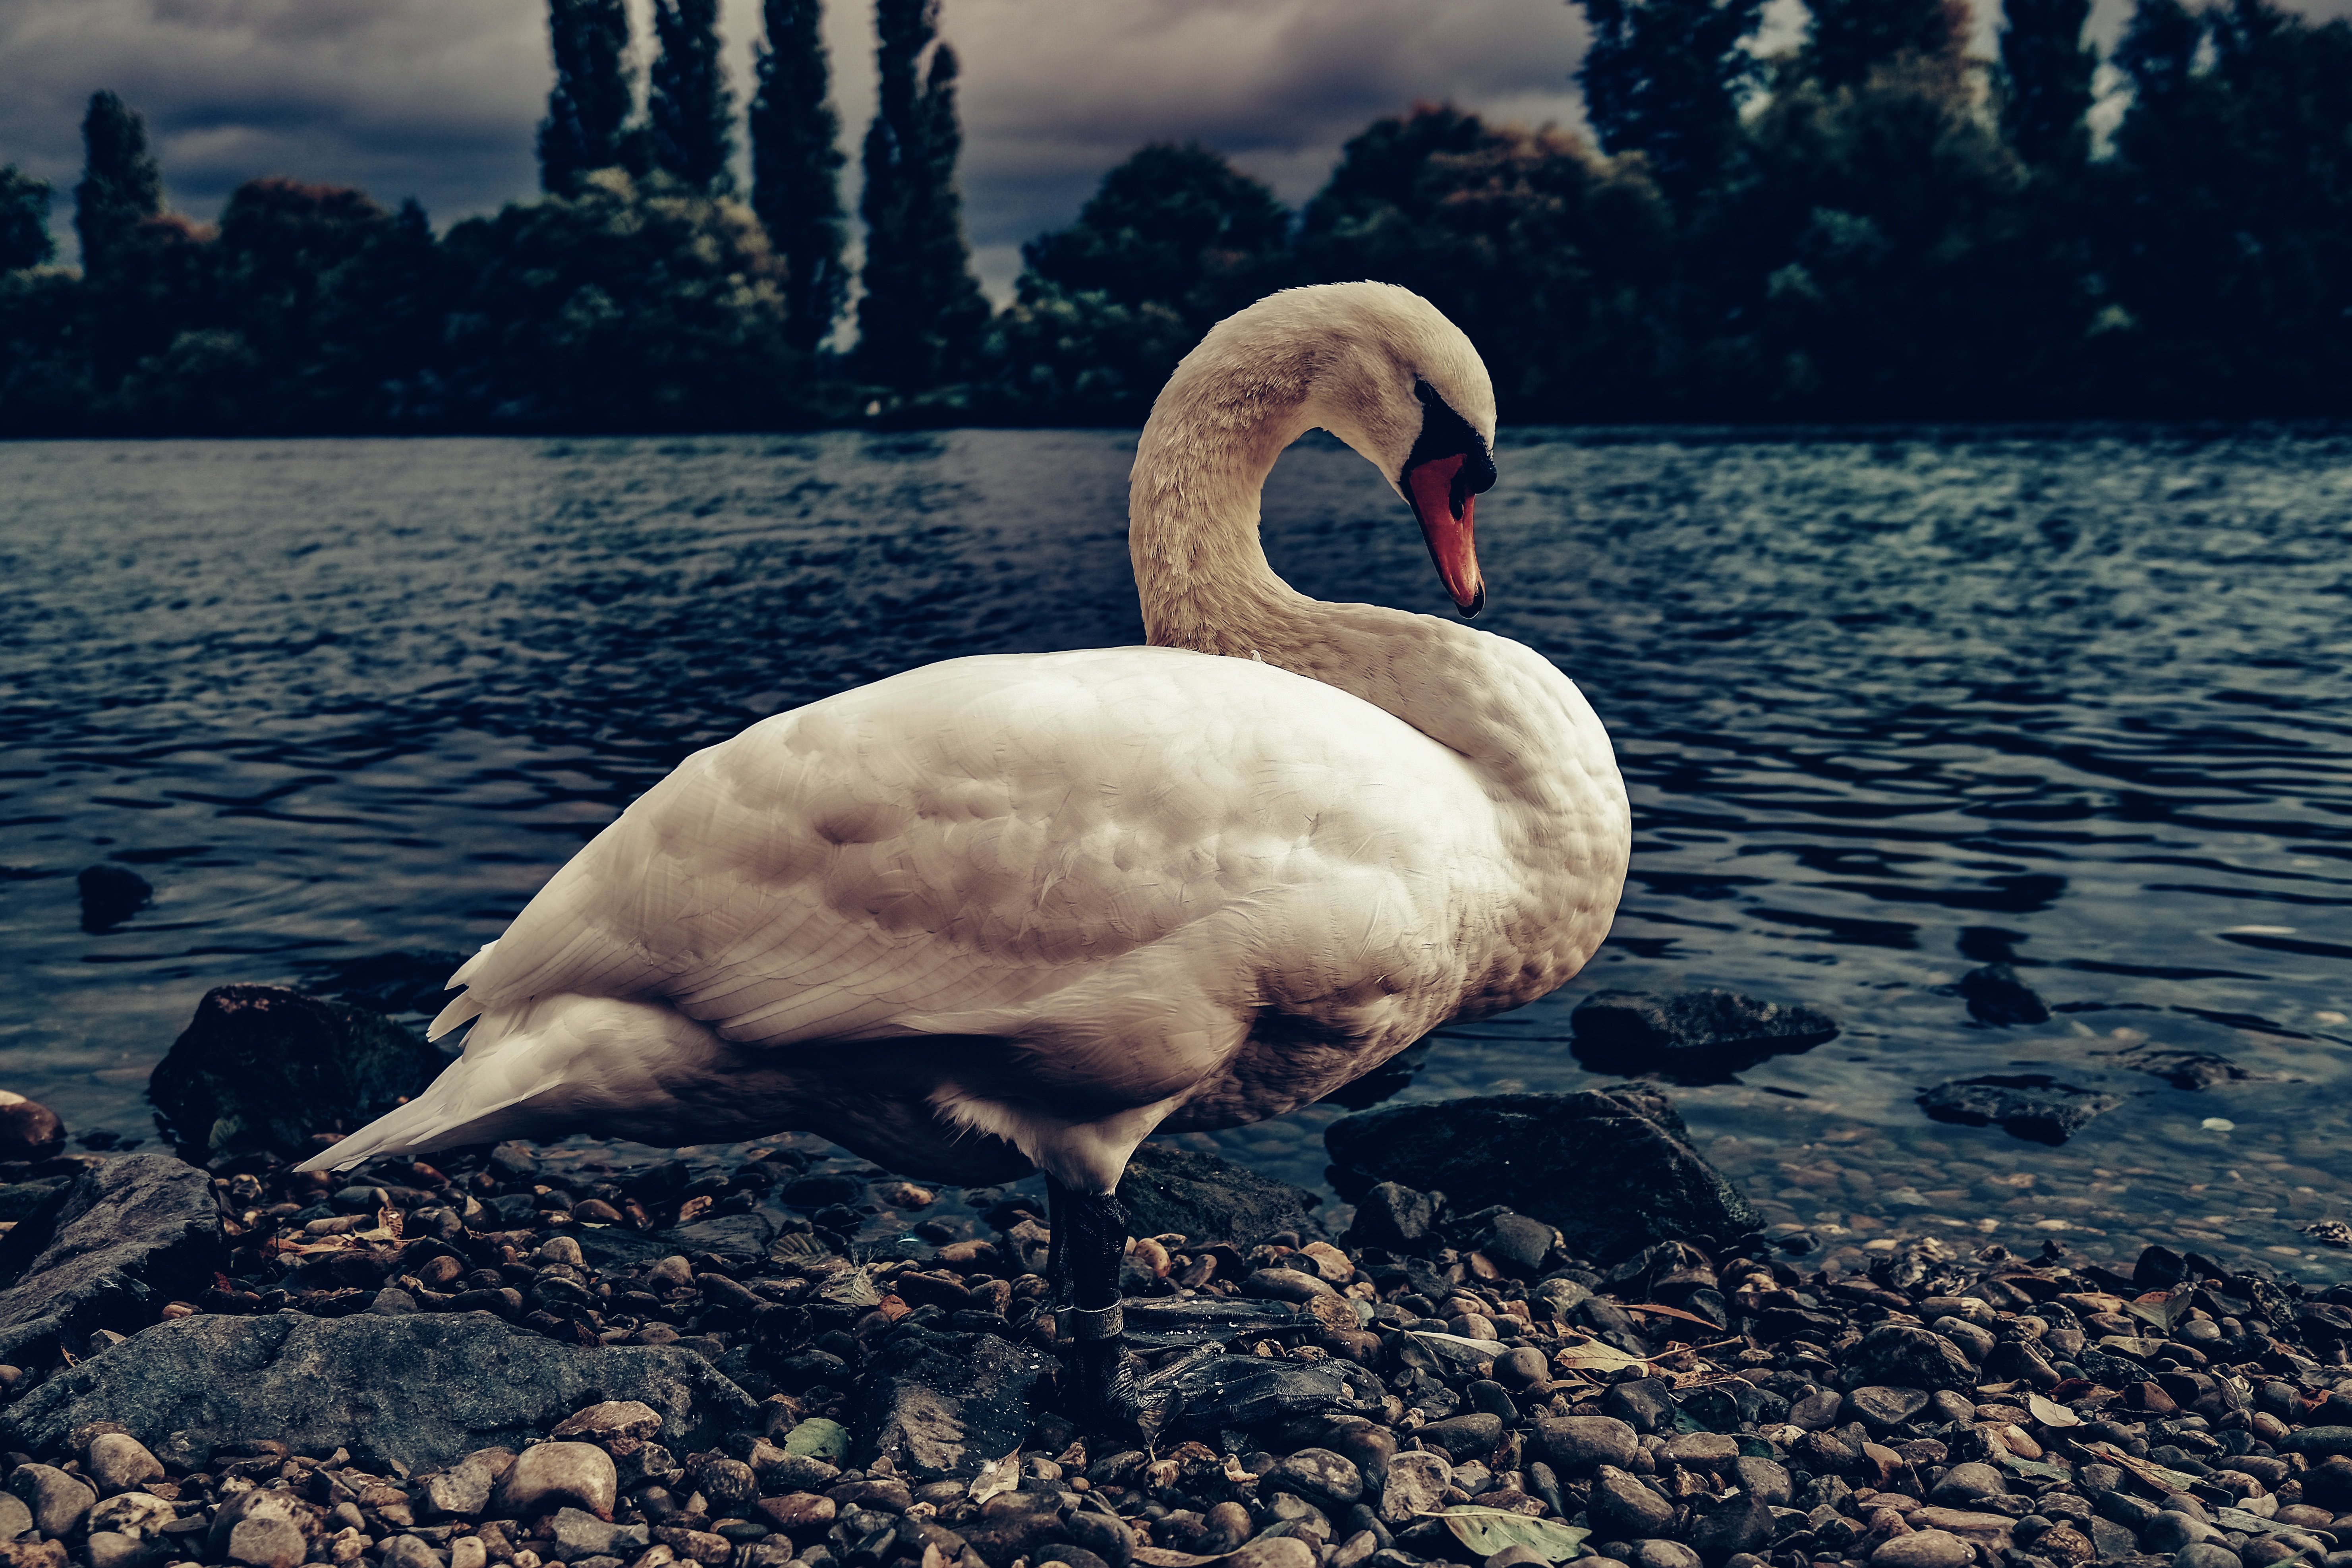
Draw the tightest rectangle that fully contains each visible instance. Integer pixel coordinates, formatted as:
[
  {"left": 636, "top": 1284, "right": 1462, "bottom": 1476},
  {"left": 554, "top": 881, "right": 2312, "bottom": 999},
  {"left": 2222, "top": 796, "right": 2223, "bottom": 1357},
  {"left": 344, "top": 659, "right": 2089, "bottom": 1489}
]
[{"left": 0, "top": 1310, "right": 754, "bottom": 1472}]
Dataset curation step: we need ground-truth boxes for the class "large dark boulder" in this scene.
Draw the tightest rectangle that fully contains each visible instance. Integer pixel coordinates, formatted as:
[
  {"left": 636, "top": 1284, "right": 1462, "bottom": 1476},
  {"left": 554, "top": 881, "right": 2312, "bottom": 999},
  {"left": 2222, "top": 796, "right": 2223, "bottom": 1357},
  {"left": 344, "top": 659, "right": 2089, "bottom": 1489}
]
[
  {"left": 148, "top": 984, "right": 448, "bottom": 1162},
  {"left": 78, "top": 865, "right": 153, "bottom": 932},
  {"left": 1571, "top": 989, "right": 1838, "bottom": 1080},
  {"left": 289, "top": 950, "right": 469, "bottom": 1018},
  {"left": 0, "top": 1153, "right": 226, "bottom": 1365},
  {"left": 1915, "top": 1075, "right": 2120, "bottom": 1145},
  {"left": 1324, "top": 1086, "right": 1757, "bottom": 1266},
  {"left": 1956, "top": 966, "right": 2049, "bottom": 1027},
  {"left": 0, "top": 1310, "right": 758, "bottom": 1471},
  {"left": 853, "top": 1325, "right": 1055, "bottom": 1479},
  {"left": 1115, "top": 1143, "right": 1319, "bottom": 1245}
]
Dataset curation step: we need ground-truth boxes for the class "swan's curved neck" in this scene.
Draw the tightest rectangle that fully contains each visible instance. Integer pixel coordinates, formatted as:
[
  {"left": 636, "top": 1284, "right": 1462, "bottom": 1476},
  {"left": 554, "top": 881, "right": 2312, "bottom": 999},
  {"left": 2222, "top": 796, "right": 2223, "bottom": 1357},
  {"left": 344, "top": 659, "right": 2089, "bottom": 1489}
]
[
  {"left": 1127, "top": 374, "right": 1567, "bottom": 797},
  {"left": 1127, "top": 380, "right": 1314, "bottom": 659}
]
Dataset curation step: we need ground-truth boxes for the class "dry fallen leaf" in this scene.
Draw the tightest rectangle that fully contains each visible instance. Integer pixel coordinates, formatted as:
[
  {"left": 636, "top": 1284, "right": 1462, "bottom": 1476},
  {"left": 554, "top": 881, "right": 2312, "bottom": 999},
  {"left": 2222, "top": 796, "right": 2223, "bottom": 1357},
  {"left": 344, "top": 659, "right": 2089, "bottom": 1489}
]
[
  {"left": 2028, "top": 1392, "right": 2081, "bottom": 1427},
  {"left": 969, "top": 1448, "right": 1022, "bottom": 1505}
]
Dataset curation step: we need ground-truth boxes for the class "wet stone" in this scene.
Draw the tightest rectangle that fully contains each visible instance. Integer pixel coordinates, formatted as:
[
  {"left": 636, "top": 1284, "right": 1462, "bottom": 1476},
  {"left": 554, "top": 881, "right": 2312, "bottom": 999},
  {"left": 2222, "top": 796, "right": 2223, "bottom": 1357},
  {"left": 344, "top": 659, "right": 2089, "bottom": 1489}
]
[
  {"left": 1928, "top": 1464, "right": 2008, "bottom": 1506},
  {"left": 1871, "top": 1531, "right": 1975, "bottom": 1568},
  {"left": 1662, "top": 1432, "right": 1738, "bottom": 1471},
  {"left": 1847, "top": 1386, "right": 1931, "bottom": 1430},
  {"left": 1592, "top": 1467, "right": 1677, "bottom": 1540},
  {"left": 1847, "top": 1326, "right": 1978, "bottom": 1392},
  {"left": 1630, "top": 1541, "right": 1702, "bottom": 1568},
  {"left": 1956, "top": 965, "right": 2049, "bottom": 1027},
  {"left": 1418, "top": 1413, "right": 1504, "bottom": 1460},
  {"left": 8, "top": 1465, "right": 95, "bottom": 1537},
  {"left": 1915, "top": 1075, "right": 2121, "bottom": 1145},
  {"left": 83, "top": 1432, "right": 164, "bottom": 1494},
  {"left": 1272, "top": 1449, "right": 1364, "bottom": 1504},
  {"left": 496, "top": 1441, "right": 618, "bottom": 1520}
]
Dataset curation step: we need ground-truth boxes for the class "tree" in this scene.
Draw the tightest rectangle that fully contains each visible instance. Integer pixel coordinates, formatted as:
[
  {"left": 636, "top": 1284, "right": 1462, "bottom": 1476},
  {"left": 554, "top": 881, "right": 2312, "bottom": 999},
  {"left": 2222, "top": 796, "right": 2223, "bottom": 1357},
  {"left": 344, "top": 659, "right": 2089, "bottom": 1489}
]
[
  {"left": 539, "top": 0, "right": 635, "bottom": 191},
  {"left": 750, "top": 0, "right": 850, "bottom": 352},
  {"left": 2091, "top": 0, "right": 2352, "bottom": 412},
  {"left": 650, "top": 0, "right": 734, "bottom": 192},
  {"left": 74, "top": 91, "right": 163, "bottom": 277},
  {"left": 1804, "top": 0, "right": 1972, "bottom": 89},
  {"left": 1999, "top": 0, "right": 2098, "bottom": 166},
  {"left": 440, "top": 170, "right": 815, "bottom": 430},
  {"left": 856, "top": 0, "right": 989, "bottom": 394},
  {"left": 1019, "top": 143, "right": 1291, "bottom": 332},
  {"left": 1295, "top": 105, "right": 1676, "bottom": 420},
  {"left": 989, "top": 143, "right": 1291, "bottom": 423},
  {"left": 1571, "top": 0, "right": 1764, "bottom": 197},
  {"left": 0, "top": 167, "right": 54, "bottom": 271}
]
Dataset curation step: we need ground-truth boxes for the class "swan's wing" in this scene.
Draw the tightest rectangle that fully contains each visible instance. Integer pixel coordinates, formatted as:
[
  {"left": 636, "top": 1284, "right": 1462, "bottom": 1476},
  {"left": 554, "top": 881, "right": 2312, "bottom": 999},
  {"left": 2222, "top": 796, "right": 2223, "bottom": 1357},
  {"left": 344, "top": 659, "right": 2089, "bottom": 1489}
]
[{"left": 436, "top": 646, "right": 1480, "bottom": 1055}]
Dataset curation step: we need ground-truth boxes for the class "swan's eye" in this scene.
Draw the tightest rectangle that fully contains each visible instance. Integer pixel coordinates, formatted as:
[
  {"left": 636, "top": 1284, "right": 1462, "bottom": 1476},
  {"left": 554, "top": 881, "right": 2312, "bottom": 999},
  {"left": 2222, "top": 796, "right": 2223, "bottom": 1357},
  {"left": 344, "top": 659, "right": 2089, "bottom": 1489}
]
[{"left": 1407, "top": 378, "right": 1496, "bottom": 512}]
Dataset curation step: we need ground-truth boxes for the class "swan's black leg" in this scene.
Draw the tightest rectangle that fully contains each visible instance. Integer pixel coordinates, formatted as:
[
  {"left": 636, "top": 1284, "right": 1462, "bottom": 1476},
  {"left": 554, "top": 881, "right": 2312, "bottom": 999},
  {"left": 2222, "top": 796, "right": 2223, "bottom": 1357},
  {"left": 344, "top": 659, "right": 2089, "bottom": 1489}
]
[{"left": 1044, "top": 1174, "right": 1173, "bottom": 1438}]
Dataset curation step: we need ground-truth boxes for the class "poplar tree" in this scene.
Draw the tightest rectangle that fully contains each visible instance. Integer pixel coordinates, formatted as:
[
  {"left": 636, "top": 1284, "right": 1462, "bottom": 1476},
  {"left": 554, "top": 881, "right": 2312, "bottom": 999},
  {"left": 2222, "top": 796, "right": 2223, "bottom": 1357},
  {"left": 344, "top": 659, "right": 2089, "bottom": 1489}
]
[
  {"left": 1805, "top": 0, "right": 1971, "bottom": 88},
  {"left": 750, "top": 0, "right": 849, "bottom": 350},
  {"left": 2000, "top": 0, "right": 2098, "bottom": 166},
  {"left": 74, "top": 92, "right": 163, "bottom": 276},
  {"left": 857, "top": 0, "right": 989, "bottom": 392},
  {"left": 650, "top": 0, "right": 734, "bottom": 191},
  {"left": 0, "top": 168, "right": 53, "bottom": 271},
  {"left": 539, "top": 0, "right": 634, "bottom": 191},
  {"left": 1571, "top": 0, "right": 1764, "bottom": 197}
]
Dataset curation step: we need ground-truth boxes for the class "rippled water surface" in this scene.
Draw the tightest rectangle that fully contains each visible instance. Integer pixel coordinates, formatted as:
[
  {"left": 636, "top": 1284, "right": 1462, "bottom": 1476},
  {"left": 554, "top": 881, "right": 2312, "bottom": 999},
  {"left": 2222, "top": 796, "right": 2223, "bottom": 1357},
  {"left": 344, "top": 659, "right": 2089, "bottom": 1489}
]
[{"left": 4, "top": 430, "right": 2348, "bottom": 1276}]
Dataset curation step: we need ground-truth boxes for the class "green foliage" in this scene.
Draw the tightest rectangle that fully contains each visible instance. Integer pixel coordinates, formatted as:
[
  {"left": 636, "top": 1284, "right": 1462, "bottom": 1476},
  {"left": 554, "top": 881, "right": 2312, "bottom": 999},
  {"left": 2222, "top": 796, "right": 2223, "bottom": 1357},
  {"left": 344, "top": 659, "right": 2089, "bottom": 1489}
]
[
  {"left": 2093, "top": 0, "right": 2352, "bottom": 412},
  {"left": 981, "top": 284, "right": 1192, "bottom": 425},
  {"left": 0, "top": 166, "right": 54, "bottom": 271},
  {"left": 539, "top": 0, "right": 636, "bottom": 192},
  {"left": 751, "top": 0, "right": 849, "bottom": 351},
  {"left": 857, "top": 0, "right": 990, "bottom": 394},
  {"left": 1573, "top": 0, "right": 1764, "bottom": 195},
  {"left": 1999, "top": 0, "right": 2097, "bottom": 167},
  {"left": 650, "top": 0, "right": 735, "bottom": 193},
  {"left": 439, "top": 169, "right": 818, "bottom": 430},
  {"left": 1020, "top": 143, "right": 1292, "bottom": 334},
  {"left": 984, "top": 142, "right": 1290, "bottom": 423},
  {"left": 1803, "top": 0, "right": 1972, "bottom": 89},
  {"left": 1695, "top": 58, "right": 2067, "bottom": 416},
  {"left": 0, "top": 269, "right": 93, "bottom": 433},
  {"left": 74, "top": 91, "right": 162, "bottom": 278},
  {"left": 1296, "top": 107, "right": 1676, "bottom": 421}
]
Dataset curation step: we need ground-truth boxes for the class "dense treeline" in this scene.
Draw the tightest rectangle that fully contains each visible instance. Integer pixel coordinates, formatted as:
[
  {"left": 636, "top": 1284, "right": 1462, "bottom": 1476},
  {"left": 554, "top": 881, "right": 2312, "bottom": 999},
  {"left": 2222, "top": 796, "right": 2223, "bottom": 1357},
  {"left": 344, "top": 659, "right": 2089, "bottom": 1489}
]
[{"left": 1, "top": 0, "right": 2348, "bottom": 433}]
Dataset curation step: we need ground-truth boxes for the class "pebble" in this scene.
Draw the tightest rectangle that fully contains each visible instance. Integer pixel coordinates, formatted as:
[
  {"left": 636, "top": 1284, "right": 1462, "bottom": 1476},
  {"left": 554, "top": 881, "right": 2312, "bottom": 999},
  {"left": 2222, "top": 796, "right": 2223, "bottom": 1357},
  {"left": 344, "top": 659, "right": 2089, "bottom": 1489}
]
[
  {"left": 1872, "top": 1529, "right": 1976, "bottom": 1568},
  {"left": 494, "top": 1442, "right": 617, "bottom": 1520},
  {"left": 8, "top": 1466, "right": 95, "bottom": 1537},
  {"left": 27, "top": 1114, "right": 2352, "bottom": 1568},
  {"left": 81, "top": 1434, "right": 163, "bottom": 1495}
]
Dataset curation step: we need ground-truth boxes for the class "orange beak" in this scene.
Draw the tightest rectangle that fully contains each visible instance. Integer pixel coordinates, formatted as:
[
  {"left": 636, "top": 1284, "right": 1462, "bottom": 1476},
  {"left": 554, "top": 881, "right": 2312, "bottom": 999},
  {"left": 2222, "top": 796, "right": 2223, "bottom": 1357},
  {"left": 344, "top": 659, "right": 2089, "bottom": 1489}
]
[{"left": 1405, "top": 452, "right": 1485, "bottom": 617}]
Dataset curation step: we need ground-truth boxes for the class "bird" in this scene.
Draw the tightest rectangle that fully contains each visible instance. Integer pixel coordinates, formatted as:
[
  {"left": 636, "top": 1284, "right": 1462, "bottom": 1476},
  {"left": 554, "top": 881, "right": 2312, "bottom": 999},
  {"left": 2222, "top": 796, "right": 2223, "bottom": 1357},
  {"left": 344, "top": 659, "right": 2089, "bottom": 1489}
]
[{"left": 299, "top": 281, "right": 1631, "bottom": 1429}]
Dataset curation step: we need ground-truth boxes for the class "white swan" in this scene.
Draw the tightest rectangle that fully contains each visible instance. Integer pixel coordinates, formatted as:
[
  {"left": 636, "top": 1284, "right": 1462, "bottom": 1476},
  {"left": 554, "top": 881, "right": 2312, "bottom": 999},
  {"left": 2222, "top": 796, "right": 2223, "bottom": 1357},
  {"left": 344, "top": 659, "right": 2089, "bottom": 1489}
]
[{"left": 300, "top": 281, "right": 1629, "bottom": 1423}]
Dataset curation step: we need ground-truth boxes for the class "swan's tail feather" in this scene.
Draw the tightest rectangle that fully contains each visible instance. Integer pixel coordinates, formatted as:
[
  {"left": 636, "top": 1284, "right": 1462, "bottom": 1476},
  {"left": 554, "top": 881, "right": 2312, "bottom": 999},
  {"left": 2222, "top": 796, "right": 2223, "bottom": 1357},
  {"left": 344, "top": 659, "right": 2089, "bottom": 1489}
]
[
  {"left": 427, "top": 990, "right": 486, "bottom": 1043},
  {"left": 295, "top": 991, "right": 719, "bottom": 1174},
  {"left": 294, "top": 1053, "right": 565, "bottom": 1173},
  {"left": 426, "top": 942, "right": 499, "bottom": 1042}
]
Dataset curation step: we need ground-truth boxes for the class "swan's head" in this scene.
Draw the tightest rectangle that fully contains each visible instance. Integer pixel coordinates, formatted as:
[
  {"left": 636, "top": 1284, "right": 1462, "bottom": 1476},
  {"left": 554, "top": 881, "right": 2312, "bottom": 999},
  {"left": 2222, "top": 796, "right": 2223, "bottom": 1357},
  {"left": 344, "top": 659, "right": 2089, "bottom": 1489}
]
[{"left": 1162, "top": 281, "right": 1500, "bottom": 617}]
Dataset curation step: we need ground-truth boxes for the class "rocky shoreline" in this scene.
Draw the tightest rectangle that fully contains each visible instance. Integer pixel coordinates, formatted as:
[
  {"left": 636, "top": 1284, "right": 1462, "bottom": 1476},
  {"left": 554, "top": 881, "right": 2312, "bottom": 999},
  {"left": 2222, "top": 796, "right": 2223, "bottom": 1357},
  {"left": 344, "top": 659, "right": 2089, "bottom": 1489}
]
[
  {"left": 0, "top": 978, "right": 2345, "bottom": 1568},
  {"left": 0, "top": 1107, "right": 2351, "bottom": 1568}
]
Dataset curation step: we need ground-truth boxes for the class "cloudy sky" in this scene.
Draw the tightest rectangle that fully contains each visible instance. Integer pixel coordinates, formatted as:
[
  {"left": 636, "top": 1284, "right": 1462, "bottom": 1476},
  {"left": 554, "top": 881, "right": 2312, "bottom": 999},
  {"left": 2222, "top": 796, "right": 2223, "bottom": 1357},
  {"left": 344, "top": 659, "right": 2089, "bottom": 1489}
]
[{"left": 4, "top": 0, "right": 2348, "bottom": 298}]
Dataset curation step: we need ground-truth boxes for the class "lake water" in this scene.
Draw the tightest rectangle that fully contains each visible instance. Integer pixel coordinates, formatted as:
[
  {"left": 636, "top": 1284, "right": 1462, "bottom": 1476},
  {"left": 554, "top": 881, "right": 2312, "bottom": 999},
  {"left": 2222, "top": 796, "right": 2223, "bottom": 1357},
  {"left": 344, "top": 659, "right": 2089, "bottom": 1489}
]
[{"left": 3, "top": 429, "right": 2348, "bottom": 1279}]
